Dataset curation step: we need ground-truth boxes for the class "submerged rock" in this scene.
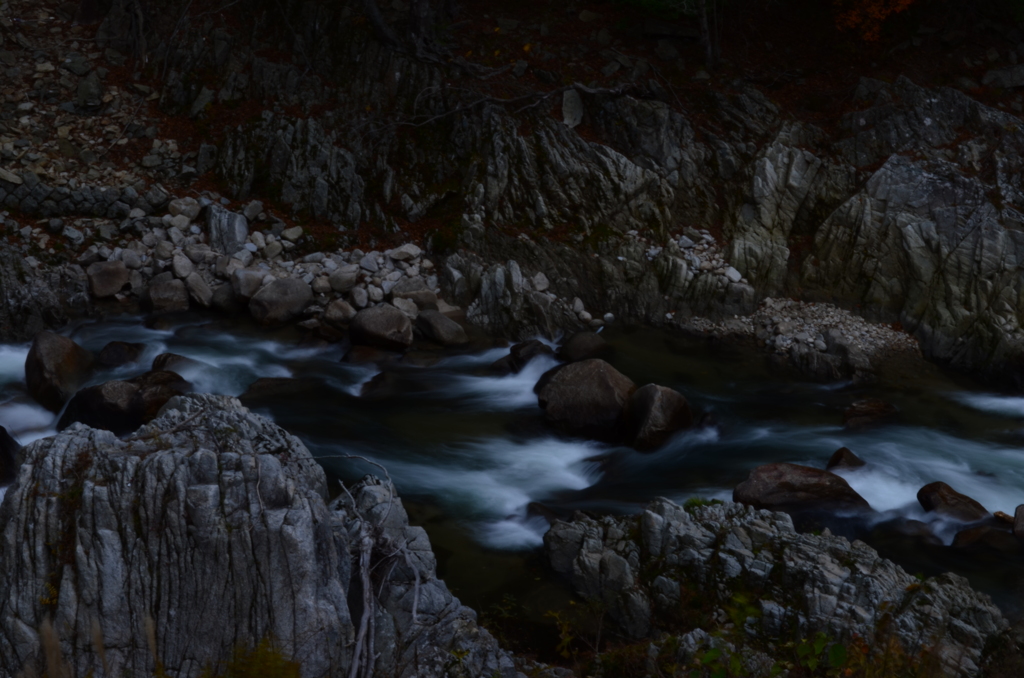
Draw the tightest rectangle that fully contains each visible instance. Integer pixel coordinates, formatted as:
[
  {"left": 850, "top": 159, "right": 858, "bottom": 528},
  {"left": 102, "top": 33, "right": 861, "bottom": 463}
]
[
  {"left": 0, "top": 394, "right": 519, "bottom": 678},
  {"left": 842, "top": 398, "right": 898, "bottom": 430},
  {"left": 733, "top": 462, "right": 872, "bottom": 513},
  {"left": 825, "top": 446, "right": 866, "bottom": 470},
  {"left": 25, "top": 330, "right": 94, "bottom": 412},
  {"left": 490, "top": 340, "right": 554, "bottom": 375}
]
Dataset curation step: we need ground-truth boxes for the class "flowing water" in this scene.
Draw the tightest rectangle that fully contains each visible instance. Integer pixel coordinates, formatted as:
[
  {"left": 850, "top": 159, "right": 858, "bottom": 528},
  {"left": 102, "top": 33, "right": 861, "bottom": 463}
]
[{"left": 3, "top": 314, "right": 1024, "bottom": 618}]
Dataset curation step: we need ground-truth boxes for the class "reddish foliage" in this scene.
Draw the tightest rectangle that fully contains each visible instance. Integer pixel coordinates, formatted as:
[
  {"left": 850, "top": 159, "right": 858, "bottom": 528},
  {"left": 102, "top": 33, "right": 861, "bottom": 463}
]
[{"left": 835, "top": 0, "right": 918, "bottom": 41}]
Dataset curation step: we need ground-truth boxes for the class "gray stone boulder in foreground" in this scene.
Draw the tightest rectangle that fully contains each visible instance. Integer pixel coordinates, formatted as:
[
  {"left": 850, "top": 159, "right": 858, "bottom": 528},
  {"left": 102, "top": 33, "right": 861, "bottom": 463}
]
[
  {"left": 545, "top": 498, "right": 1007, "bottom": 677},
  {"left": 0, "top": 394, "right": 519, "bottom": 678}
]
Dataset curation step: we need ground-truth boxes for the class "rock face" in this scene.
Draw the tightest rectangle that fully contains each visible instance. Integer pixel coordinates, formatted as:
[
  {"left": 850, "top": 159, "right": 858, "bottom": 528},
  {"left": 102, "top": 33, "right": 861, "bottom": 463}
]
[
  {"left": 248, "top": 277, "right": 313, "bottom": 325},
  {"left": 24, "top": 331, "right": 95, "bottom": 412},
  {"left": 0, "top": 250, "right": 91, "bottom": 343},
  {"left": 733, "top": 462, "right": 872, "bottom": 513},
  {"left": 918, "top": 481, "right": 990, "bottom": 522},
  {"left": 206, "top": 205, "right": 249, "bottom": 255},
  {"left": 0, "top": 426, "right": 18, "bottom": 485},
  {"left": 628, "top": 383, "right": 693, "bottom": 450},
  {"left": 0, "top": 394, "right": 519, "bottom": 678},
  {"left": 536, "top": 359, "right": 636, "bottom": 441},
  {"left": 350, "top": 304, "right": 414, "bottom": 350},
  {"left": 545, "top": 498, "right": 1006, "bottom": 676}
]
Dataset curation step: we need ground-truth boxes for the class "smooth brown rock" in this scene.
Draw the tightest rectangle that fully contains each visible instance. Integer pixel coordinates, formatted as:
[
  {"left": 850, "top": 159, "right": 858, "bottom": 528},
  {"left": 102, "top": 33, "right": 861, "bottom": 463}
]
[
  {"left": 536, "top": 359, "right": 636, "bottom": 442},
  {"left": 733, "top": 463, "right": 872, "bottom": 513},
  {"left": 953, "top": 525, "right": 1022, "bottom": 554},
  {"left": 826, "top": 446, "right": 867, "bottom": 471},
  {"left": 152, "top": 353, "right": 203, "bottom": 373},
  {"left": 56, "top": 371, "right": 188, "bottom": 435},
  {"left": 628, "top": 383, "right": 693, "bottom": 450},
  {"left": 917, "top": 481, "right": 990, "bottom": 522},
  {"left": 350, "top": 304, "right": 413, "bottom": 350},
  {"left": 25, "top": 331, "right": 94, "bottom": 412}
]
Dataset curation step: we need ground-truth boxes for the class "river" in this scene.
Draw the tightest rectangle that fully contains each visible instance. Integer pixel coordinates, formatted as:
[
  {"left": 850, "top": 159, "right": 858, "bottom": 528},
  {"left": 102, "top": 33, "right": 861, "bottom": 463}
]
[{"left": 2, "top": 313, "right": 1024, "bottom": 620}]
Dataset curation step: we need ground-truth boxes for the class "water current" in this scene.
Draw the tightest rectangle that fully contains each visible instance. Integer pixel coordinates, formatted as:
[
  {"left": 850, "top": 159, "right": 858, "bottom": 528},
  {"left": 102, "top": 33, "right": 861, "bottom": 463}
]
[{"left": 3, "top": 314, "right": 1024, "bottom": 617}]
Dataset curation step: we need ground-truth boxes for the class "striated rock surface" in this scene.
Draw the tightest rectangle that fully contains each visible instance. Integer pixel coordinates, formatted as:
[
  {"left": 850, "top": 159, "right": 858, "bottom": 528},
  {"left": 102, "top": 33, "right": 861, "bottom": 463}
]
[
  {"left": 545, "top": 498, "right": 1007, "bottom": 676},
  {"left": 0, "top": 394, "right": 520, "bottom": 678}
]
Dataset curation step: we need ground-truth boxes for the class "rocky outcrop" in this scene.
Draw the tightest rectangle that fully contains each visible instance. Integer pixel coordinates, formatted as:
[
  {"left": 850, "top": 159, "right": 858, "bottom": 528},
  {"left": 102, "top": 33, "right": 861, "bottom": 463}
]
[
  {"left": 0, "top": 394, "right": 520, "bottom": 678},
  {"left": 0, "top": 250, "right": 91, "bottom": 343},
  {"left": 545, "top": 498, "right": 1007, "bottom": 676}
]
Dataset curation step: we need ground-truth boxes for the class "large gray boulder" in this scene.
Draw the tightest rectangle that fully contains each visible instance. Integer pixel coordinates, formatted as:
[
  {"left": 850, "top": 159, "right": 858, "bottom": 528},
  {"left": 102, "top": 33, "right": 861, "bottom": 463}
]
[
  {"left": 536, "top": 359, "right": 636, "bottom": 442},
  {"left": 24, "top": 331, "right": 95, "bottom": 412},
  {"left": 733, "top": 462, "right": 871, "bottom": 513},
  {"left": 0, "top": 394, "right": 520, "bottom": 678},
  {"left": 206, "top": 205, "right": 249, "bottom": 255},
  {"left": 350, "top": 304, "right": 414, "bottom": 350},
  {"left": 545, "top": 498, "right": 1006, "bottom": 676},
  {"left": 248, "top": 278, "right": 313, "bottom": 325},
  {"left": 86, "top": 261, "right": 130, "bottom": 298},
  {"left": 415, "top": 309, "right": 468, "bottom": 346}
]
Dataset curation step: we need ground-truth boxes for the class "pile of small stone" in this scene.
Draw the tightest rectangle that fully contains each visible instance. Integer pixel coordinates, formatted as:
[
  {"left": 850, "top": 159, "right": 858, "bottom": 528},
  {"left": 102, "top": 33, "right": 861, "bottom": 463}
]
[{"left": 690, "top": 297, "right": 920, "bottom": 358}]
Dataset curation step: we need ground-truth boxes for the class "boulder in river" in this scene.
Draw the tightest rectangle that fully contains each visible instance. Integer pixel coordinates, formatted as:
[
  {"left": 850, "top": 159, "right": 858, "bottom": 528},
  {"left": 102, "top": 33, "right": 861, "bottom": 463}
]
[
  {"left": 627, "top": 383, "right": 692, "bottom": 450},
  {"left": 0, "top": 394, "right": 519, "bottom": 678},
  {"left": 25, "top": 330, "right": 94, "bottom": 412},
  {"left": 248, "top": 277, "right": 313, "bottom": 325},
  {"left": 826, "top": 446, "right": 867, "bottom": 471},
  {"left": 843, "top": 398, "right": 898, "bottom": 430},
  {"left": 917, "top": 481, "right": 990, "bottom": 522},
  {"left": 557, "top": 330, "right": 611, "bottom": 362},
  {"left": 97, "top": 341, "right": 146, "bottom": 367},
  {"left": 57, "top": 370, "right": 189, "bottom": 435},
  {"left": 350, "top": 304, "right": 414, "bottom": 350},
  {"left": 733, "top": 462, "right": 872, "bottom": 513},
  {"left": 490, "top": 339, "right": 554, "bottom": 375},
  {"left": 536, "top": 359, "right": 636, "bottom": 441},
  {"left": 953, "top": 525, "right": 1023, "bottom": 554},
  {"left": 143, "top": 278, "right": 190, "bottom": 313},
  {"left": 152, "top": 352, "right": 204, "bottom": 373},
  {"left": 415, "top": 309, "right": 468, "bottom": 346}
]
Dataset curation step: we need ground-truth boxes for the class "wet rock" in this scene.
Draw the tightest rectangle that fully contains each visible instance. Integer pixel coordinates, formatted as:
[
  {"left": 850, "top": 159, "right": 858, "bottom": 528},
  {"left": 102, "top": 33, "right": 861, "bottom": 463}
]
[
  {"left": 490, "top": 340, "right": 554, "bottom": 375},
  {"left": 342, "top": 345, "right": 401, "bottom": 365},
  {"left": 415, "top": 310, "right": 468, "bottom": 346},
  {"left": 733, "top": 462, "right": 872, "bottom": 513},
  {"left": 557, "top": 331, "right": 611, "bottom": 363},
  {"left": 25, "top": 331, "right": 95, "bottom": 412},
  {"left": 143, "top": 279, "right": 190, "bottom": 313},
  {"left": 86, "top": 260, "right": 130, "bottom": 298},
  {"left": 628, "top": 383, "right": 693, "bottom": 450},
  {"left": 0, "top": 426, "right": 19, "bottom": 485},
  {"left": 842, "top": 398, "right": 898, "bottom": 430},
  {"left": 206, "top": 205, "right": 249, "bottom": 255},
  {"left": 917, "top": 481, "right": 990, "bottom": 522},
  {"left": 350, "top": 304, "right": 414, "bottom": 351},
  {"left": 248, "top": 278, "right": 313, "bottom": 325},
  {"left": 152, "top": 353, "right": 203, "bottom": 373},
  {"left": 97, "top": 341, "right": 146, "bottom": 367},
  {"left": 56, "top": 371, "right": 189, "bottom": 435},
  {"left": 826, "top": 446, "right": 867, "bottom": 471},
  {"left": 536, "top": 359, "right": 636, "bottom": 442}
]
